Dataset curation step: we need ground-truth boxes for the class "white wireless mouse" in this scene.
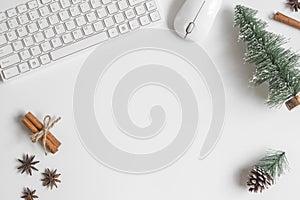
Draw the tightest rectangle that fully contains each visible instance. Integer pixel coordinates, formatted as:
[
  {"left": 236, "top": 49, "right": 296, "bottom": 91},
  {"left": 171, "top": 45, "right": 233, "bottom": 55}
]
[{"left": 174, "top": 0, "right": 222, "bottom": 42}]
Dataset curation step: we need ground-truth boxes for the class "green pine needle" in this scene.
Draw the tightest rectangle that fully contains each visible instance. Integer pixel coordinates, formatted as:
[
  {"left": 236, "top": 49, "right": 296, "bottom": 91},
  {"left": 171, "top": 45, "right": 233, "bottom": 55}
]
[
  {"left": 255, "top": 150, "right": 289, "bottom": 183},
  {"left": 234, "top": 5, "right": 300, "bottom": 107}
]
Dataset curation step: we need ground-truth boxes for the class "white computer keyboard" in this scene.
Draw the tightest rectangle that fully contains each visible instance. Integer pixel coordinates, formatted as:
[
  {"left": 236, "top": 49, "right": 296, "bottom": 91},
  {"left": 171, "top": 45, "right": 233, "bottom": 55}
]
[{"left": 0, "top": 0, "right": 161, "bottom": 81}]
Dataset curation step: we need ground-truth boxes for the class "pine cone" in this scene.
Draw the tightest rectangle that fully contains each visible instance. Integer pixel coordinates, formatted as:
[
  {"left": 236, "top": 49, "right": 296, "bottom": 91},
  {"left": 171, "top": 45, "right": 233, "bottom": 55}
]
[{"left": 247, "top": 166, "right": 272, "bottom": 193}]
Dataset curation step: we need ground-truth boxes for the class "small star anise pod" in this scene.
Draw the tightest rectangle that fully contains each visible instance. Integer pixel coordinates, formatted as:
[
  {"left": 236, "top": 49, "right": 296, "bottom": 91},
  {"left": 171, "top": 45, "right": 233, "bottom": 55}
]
[
  {"left": 41, "top": 168, "right": 61, "bottom": 189},
  {"left": 288, "top": 0, "right": 300, "bottom": 12},
  {"left": 21, "top": 188, "right": 38, "bottom": 200},
  {"left": 17, "top": 154, "right": 39, "bottom": 176}
]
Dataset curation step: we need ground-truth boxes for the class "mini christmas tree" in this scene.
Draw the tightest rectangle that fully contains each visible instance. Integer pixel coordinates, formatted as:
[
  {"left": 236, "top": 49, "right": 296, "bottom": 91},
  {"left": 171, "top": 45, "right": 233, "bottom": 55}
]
[{"left": 234, "top": 5, "right": 300, "bottom": 110}]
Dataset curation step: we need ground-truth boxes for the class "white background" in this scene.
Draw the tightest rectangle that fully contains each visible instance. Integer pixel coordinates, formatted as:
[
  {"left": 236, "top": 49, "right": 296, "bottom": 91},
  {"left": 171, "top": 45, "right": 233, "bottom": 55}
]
[{"left": 0, "top": 0, "right": 299, "bottom": 199}]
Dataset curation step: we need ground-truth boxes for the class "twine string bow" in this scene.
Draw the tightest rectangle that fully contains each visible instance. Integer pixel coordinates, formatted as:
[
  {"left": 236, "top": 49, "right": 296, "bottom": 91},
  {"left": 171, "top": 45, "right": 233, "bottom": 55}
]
[{"left": 30, "top": 115, "right": 61, "bottom": 155}]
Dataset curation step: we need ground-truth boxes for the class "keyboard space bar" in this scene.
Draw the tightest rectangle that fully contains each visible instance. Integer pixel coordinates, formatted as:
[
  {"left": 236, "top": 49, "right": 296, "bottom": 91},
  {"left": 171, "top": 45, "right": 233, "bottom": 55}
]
[{"left": 50, "top": 32, "right": 108, "bottom": 61}]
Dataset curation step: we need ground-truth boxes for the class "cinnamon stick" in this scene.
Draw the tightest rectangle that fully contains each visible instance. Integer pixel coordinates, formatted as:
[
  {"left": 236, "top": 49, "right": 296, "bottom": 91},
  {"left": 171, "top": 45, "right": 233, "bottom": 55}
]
[
  {"left": 22, "top": 112, "right": 61, "bottom": 154},
  {"left": 274, "top": 12, "right": 300, "bottom": 30},
  {"left": 22, "top": 117, "right": 39, "bottom": 133}
]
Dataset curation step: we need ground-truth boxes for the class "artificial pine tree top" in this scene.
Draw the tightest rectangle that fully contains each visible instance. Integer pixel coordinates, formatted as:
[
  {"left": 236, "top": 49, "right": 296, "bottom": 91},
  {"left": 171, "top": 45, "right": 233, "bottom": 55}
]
[{"left": 234, "top": 5, "right": 300, "bottom": 110}]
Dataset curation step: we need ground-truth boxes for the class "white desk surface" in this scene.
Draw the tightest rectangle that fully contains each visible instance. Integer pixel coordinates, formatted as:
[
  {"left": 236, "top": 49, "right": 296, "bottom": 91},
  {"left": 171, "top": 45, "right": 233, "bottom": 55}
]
[{"left": 1, "top": 0, "right": 299, "bottom": 199}]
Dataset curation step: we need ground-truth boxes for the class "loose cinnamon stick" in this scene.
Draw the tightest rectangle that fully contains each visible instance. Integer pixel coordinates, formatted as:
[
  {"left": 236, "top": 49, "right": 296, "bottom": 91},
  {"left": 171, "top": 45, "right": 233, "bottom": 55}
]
[
  {"left": 22, "top": 117, "right": 58, "bottom": 153},
  {"left": 25, "top": 112, "right": 61, "bottom": 148},
  {"left": 22, "top": 112, "right": 61, "bottom": 154},
  {"left": 274, "top": 12, "right": 300, "bottom": 30}
]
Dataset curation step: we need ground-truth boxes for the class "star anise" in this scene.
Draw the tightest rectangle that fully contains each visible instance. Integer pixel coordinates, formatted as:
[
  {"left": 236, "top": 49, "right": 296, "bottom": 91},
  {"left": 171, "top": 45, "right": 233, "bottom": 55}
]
[
  {"left": 21, "top": 188, "right": 38, "bottom": 200},
  {"left": 288, "top": 0, "right": 300, "bottom": 12},
  {"left": 41, "top": 168, "right": 61, "bottom": 189},
  {"left": 17, "top": 154, "right": 39, "bottom": 176}
]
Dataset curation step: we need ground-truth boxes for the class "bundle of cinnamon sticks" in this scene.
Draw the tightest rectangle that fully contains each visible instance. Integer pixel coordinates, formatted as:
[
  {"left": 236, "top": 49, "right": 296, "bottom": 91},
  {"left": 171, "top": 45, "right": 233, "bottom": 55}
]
[{"left": 22, "top": 112, "right": 61, "bottom": 154}]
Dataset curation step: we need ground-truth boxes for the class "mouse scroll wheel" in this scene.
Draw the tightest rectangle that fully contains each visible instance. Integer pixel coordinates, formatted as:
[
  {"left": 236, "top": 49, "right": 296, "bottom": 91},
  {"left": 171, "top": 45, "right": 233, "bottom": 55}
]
[{"left": 186, "top": 22, "right": 195, "bottom": 34}]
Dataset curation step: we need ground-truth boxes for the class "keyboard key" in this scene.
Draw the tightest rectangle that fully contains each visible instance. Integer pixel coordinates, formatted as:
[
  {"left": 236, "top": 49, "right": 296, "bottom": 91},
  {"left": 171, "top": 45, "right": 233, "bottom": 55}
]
[
  {"left": 108, "top": 27, "right": 118, "bottom": 38},
  {"left": 18, "top": 62, "right": 30, "bottom": 73},
  {"left": 118, "top": 0, "right": 129, "bottom": 10},
  {"left": 49, "top": 14, "right": 60, "bottom": 25},
  {"left": 65, "top": 19, "right": 76, "bottom": 30},
  {"left": 12, "top": 40, "right": 23, "bottom": 51},
  {"left": 75, "top": 16, "right": 87, "bottom": 26},
  {"left": 91, "top": 0, "right": 101, "bottom": 9},
  {"left": 70, "top": 5, "right": 80, "bottom": 17},
  {"left": 54, "top": 24, "right": 66, "bottom": 34},
  {"left": 17, "top": 5, "right": 28, "bottom": 14},
  {"left": 18, "top": 14, "right": 29, "bottom": 25},
  {"left": 0, "top": 54, "right": 20, "bottom": 68},
  {"left": 86, "top": 12, "right": 97, "bottom": 22},
  {"left": 51, "top": 37, "right": 63, "bottom": 48},
  {"left": 30, "top": 46, "right": 42, "bottom": 56},
  {"left": 60, "top": 0, "right": 71, "bottom": 9},
  {"left": 80, "top": 2, "right": 91, "bottom": 13},
  {"left": 97, "top": 8, "right": 108, "bottom": 18},
  {"left": 62, "top": 33, "right": 73, "bottom": 43},
  {"left": 72, "top": 0, "right": 81, "bottom": 4},
  {"left": 139, "top": 15, "right": 150, "bottom": 26},
  {"left": 93, "top": 21, "right": 104, "bottom": 32},
  {"left": 59, "top": 10, "right": 70, "bottom": 21},
  {"left": 40, "top": 54, "right": 51, "bottom": 64},
  {"left": 7, "top": 18, "right": 19, "bottom": 29},
  {"left": 150, "top": 11, "right": 161, "bottom": 22},
  {"left": 20, "top": 50, "right": 31, "bottom": 60},
  {"left": 30, "top": 47, "right": 42, "bottom": 58},
  {"left": 7, "top": 8, "right": 17, "bottom": 18},
  {"left": 128, "top": 0, "right": 144, "bottom": 6},
  {"left": 34, "top": 32, "right": 45, "bottom": 43},
  {"left": 118, "top": 23, "right": 129, "bottom": 34},
  {"left": 41, "top": 41, "right": 52, "bottom": 52},
  {"left": 72, "top": 29, "right": 83, "bottom": 40},
  {"left": 135, "top": 5, "right": 146, "bottom": 15},
  {"left": 102, "top": 0, "right": 112, "bottom": 5},
  {"left": 0, "top": 23, "right": 8, "bottom": 33},
  {"left": 0, "top": 45, "right": 13, "bottom": 58},
  {"left": 16, "top": 27, "right": 28, "bottom": 37},
  {"left": 39, "top": 6, "right": 51, "bottom": 17},
  {"left": 41, "top": 0, "right": 51, "bottom": 4},
  {"left": 114, "top": 13, "right": 125, "bottom": 23},
  {"left": 27, "top": 0, "right": 39, "bottom": 9},
  {"left": 82, "top": 25, "right": 93, "bottom": 36},
  {"left": 29, "top": 58, "right": 40, "bottom": 68},
  {"left": 28, "top": 10, "right": 40, "bottom": 21},
  {"left": 44, "top": 28, "right": 55, "bottom": 39},
  {"left": 146, "top": 1, "right": 157, "bottom": 11},
  {"left": 2, "top": 66, "right": 19, "bottom": 79},
  {"left": 104, "top": 17, "right": 114, "bottom": 27},
  {"left": 27, "top": 23, "right": 39, "bottom": 33},
  {"left": 23, "top": 36, "right": 34, "bottom": 47},
  {"left": 50, "top": 2, "right": 61, "bottom": 12},
  {"left": 6, "top": 31, "right": 17, "bottom": 42},
  {"left": 37, "top": 18, "right": 50, "bottom": 30},
  {"left": 0, "top": 13, "right": 7, "bottom": 22},
  {"left": 129, "top": 19, "right": 140, "bottom": 29},
  {"left": 0, "top": 35, "right": 7, "bottom": 46},
  {"left": 107, "top": 3, "right": 118, "bottom": 14},
  {"left": 125, "top": 9, "right": 135, "bottom": 19},
  {"left": 51, "top": 32, "right": 108, "bottom": 60}
]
